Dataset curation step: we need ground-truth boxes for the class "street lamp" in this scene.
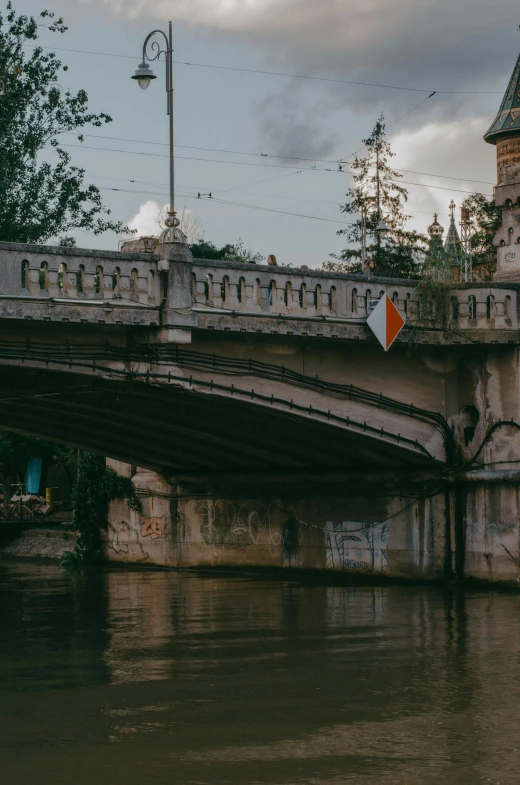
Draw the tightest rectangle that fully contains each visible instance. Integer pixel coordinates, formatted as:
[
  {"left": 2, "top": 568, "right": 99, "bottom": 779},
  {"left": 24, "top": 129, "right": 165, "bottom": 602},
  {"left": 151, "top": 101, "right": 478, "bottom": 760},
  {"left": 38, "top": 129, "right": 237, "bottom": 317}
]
[
  {"left": 131, "top": 21, "right": 183, "bottom": 242},
  {"left": 375, "top": 217, "right": 388, "bottom": 268},
  {"left": 376, "top": 219, "right": 388, "bottom": 238},
  {"left": 132, "top": 62, "right": 156, "bottom": 91}
]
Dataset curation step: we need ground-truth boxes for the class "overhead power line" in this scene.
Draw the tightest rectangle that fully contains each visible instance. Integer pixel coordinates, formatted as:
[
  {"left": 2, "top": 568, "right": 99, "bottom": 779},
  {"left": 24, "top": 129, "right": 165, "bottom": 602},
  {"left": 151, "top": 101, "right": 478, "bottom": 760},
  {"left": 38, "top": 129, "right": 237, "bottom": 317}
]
[
  {"left": 60, "top": 132, "right": 340, "bottom": 164},
  {"left": 98, "top": 186, "right": 353, "bottom": 226},
  {"left": 88, "top": 172, "right": 455, "bottom": 217},
  {"left": 57, "top": 133, "right": 495, "bottom": 186},
  {"left": 25, "top": 43, "right": 503, "bottom": 95},
  {"left": 48, "top": 142, "right": 493, "bottom": 195},
  {"left": 188, "top": 195, "right": 354, "bottom": 225},
  {"left": 52, "top": 142, "right": 331, "bottom": 171},
  {"left": 387, "top": 92, "right": 436, "bottom": 130}
]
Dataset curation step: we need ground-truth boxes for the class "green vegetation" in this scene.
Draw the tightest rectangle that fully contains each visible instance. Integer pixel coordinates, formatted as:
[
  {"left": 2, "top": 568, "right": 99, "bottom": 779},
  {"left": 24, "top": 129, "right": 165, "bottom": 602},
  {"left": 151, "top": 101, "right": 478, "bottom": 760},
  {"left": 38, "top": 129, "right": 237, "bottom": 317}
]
[
  {"left": 61, "top": 453, "right": 140, "bottom": 568},
  {"left": 461, "top": 193, "right": 501, "bottom": 278},
  {"left": 325, "top": 114, "right": 427, "bottom": 278},
  {"left": 0, "top": 2, "right": 129, "bottom": 243},
  {"left": 190, "top": 238, "right": 263, "bottom": 264}
]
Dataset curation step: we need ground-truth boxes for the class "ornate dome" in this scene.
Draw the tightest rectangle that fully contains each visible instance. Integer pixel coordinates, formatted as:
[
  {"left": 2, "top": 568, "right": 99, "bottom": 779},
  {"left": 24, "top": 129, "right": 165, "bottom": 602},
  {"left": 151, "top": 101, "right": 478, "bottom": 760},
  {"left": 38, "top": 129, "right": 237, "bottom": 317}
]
[{"left": 428, "top": 213, "right": 444, "bottom": 238}]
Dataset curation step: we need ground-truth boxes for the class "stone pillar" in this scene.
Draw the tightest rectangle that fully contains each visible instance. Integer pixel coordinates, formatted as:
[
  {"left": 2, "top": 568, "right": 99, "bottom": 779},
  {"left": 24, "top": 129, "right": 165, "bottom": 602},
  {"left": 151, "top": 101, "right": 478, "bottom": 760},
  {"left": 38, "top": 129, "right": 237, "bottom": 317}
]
[{"left": 106, "top": 460, "right": 179, "bottom": 566}]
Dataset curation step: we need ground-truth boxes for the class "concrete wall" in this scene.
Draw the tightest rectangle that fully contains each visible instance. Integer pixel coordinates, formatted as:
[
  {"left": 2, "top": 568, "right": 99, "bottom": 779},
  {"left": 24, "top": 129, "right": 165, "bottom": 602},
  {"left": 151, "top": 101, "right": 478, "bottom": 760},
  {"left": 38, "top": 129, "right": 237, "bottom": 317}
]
[
  {"left": 106, "top": 464, "right": 447, "bottom": 581},
  {"left": 107, "top": 461, "right": 179, "bottom": 567},
  {"left": 464, "top": 483, "right": 520, "bottom": 583}
]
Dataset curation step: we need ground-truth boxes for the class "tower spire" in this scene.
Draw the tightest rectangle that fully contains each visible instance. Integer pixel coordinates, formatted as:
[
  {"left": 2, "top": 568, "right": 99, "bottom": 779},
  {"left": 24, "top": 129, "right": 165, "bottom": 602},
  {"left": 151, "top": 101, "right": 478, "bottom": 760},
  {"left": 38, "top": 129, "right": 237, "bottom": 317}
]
[
  {"left": 484, "top": 50, "right": 520, "bottom": 281},
  {"left": 484, "top": 53, "right": 520, "bottom": 146},
  {"left": 444, "top": 201, "right": 462, "bottom": 262}
]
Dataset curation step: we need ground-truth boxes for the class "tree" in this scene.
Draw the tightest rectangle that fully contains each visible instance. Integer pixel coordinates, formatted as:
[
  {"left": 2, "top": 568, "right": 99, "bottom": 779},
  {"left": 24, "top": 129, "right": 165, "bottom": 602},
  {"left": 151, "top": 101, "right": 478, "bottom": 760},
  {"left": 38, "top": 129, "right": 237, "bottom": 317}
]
[
  {"left": 0, "top": 3, "right": 129, "bottom": 243},
  {"left": 190, "top": 238, "right": 264, "bottom": 264},
  {"left": 63, "top": 452, "right": 140, "bottom": 566},
  {"left": 461, "top": 193, "right": 501, "bottom": 279},
  {"left": 325, "top": 115, "right": 426, "bottom": 278},
  {"left": 58, "top": 236, "right": 77, "bottom": 247}
]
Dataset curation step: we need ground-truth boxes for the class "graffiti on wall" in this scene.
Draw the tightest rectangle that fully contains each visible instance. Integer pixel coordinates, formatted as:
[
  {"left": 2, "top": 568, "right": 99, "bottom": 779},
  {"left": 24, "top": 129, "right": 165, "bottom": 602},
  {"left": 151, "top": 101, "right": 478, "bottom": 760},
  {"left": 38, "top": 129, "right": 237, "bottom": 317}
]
[
  {"left": 196, "top": 500, "right": 283, "bottom": 553},
  {"left": 141, "top": 518, "right": 170, "bottom": 540},
  {"left": 469, "top": 519, "right": 518, "bottom": 566},
  {"left": 325, "top": 520, "right": 388, "bottom": 572},
  {"left": 108, "top": 519, "right": 150, "bottom": 562}
]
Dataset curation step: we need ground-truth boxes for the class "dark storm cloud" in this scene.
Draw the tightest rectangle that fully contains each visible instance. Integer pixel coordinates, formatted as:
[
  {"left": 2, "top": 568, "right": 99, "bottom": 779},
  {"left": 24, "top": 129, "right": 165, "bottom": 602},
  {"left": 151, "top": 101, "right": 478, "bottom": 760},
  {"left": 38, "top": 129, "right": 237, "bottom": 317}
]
[
  {"left": 97, "top": 0, "right": 519, "bottom": 95},
  {"left": 255, "top": 84, "right": 341, "bottom": 161},
  {"left": 92, "top": 0, "right": 519, "bottom": 134}
]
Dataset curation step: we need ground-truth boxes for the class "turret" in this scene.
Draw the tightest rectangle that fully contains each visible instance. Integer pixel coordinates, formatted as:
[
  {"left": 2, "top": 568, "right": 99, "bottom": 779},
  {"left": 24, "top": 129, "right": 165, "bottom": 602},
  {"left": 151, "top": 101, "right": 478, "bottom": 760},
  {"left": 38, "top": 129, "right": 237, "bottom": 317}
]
[
  {"left": 484, "top": 53, "right": 520, "bottom": 280},
  {"left": 444, "top": 201, "right": 463, "bottom": 264}
]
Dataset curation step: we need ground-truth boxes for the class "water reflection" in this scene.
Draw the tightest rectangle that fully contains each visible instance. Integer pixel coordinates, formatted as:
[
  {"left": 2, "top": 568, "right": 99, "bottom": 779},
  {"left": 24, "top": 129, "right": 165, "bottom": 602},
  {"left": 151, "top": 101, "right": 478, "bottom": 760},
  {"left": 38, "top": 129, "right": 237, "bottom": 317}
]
[{"left": 1, "top": 561, "right": 520, "bottom": 784}]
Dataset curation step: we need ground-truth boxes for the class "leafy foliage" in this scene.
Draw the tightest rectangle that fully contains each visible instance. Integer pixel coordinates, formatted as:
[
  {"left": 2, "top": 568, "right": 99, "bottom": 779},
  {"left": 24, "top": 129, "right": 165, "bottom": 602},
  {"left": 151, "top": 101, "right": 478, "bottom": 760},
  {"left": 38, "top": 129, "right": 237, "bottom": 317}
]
[
  {"left": 325, "top": 115, "right": 426, "bottom": 278},
  {"left": 0, "top": 2, "right": 129, "bottom": 243},
  {"left": 58, "top": 236, "right": 77, "bottom": 247},
  {"left": 190, "top": 238, "right": 263, "bottom": 264},
  {"left": 461, "top": 193, "right": 501, "bottom": 279},
  {"left": 65, "top": 452, "right": 140, "bottom": 567}
]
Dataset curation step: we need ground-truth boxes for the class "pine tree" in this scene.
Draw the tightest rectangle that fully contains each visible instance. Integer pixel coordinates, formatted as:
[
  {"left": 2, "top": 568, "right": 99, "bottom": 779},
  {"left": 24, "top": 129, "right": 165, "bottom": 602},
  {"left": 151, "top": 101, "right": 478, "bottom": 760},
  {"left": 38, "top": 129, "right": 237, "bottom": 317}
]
[{"left": 324, "top": 115, "right": 426, "bottom": 278}]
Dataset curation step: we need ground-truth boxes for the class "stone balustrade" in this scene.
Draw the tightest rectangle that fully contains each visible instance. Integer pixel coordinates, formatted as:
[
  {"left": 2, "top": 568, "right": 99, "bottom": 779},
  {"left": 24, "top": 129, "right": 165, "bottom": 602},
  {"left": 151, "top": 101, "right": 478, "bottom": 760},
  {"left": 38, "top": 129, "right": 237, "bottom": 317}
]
[
  {"left": 0, "top": 242, "right": 518, "bottom": 335},
  {"left": 447, "top": 286, "right": 517, "bottom": 330},
  {"left": 190, "top": 260, "right": 519, "bottom": 330},
  {"left": 190, "top": 260, "right": 416, "bottom": 320},
  {"left": 0, "top": 242, "right": 161, "bottom": 306}
]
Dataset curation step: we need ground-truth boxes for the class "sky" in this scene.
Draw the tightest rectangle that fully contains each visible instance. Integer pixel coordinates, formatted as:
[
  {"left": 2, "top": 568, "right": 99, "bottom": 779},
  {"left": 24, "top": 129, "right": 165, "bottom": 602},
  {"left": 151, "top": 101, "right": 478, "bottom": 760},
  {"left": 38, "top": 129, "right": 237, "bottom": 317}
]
[{"left": 12, "top": 0, "right": 520, "bottom": 266}]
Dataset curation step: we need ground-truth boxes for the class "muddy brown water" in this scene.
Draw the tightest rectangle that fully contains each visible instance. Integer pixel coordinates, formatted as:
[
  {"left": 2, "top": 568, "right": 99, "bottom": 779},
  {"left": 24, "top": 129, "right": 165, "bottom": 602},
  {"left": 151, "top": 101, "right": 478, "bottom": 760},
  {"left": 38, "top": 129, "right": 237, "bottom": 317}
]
[{"left": 0, "top": 560, "right": 519, "bottom": 784}]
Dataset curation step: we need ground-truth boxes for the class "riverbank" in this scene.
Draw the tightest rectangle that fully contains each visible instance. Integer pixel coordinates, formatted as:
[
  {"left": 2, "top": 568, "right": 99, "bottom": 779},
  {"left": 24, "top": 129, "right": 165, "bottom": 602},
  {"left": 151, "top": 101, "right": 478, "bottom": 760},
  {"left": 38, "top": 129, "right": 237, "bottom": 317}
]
[{"left": 1, "top": 528, "right": 78, "bottom": 560}]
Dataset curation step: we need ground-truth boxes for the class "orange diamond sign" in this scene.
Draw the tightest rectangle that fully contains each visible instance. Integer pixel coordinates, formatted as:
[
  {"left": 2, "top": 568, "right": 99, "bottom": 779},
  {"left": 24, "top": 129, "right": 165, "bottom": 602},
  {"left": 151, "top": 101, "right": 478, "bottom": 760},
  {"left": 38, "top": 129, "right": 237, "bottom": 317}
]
[{"left": 366, "top": 294, "right": 405, "bottom": 351}]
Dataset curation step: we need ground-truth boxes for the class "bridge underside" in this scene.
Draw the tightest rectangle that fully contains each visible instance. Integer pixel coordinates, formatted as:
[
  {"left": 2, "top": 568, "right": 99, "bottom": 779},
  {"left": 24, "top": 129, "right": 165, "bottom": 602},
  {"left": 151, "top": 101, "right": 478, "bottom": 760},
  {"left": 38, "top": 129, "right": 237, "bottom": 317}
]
[{"left": 0, "top": 367, "right": 438, "bottom": 474}]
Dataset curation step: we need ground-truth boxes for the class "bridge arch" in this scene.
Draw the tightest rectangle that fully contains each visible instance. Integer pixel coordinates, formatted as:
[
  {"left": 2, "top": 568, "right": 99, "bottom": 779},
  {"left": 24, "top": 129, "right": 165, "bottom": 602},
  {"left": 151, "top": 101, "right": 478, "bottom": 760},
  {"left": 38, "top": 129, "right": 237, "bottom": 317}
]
[{"left": 0, "top": 340, "right": 449, "bottom": 473}]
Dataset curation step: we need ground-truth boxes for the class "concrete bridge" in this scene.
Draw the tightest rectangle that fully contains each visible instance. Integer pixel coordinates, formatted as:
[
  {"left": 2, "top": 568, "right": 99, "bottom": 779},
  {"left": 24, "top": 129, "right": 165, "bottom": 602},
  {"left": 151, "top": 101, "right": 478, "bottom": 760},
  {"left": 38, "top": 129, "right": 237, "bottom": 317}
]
[{"left": 1, "top": 239, "right": 520, "bottom": 584}]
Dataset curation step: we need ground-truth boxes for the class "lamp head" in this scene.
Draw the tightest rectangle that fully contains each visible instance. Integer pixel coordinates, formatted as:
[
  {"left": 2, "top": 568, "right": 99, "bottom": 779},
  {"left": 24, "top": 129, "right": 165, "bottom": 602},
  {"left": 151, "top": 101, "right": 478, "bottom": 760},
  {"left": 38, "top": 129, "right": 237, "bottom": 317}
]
[
  {"left": 131, "top": 62, "right": 156, "bottom": 90},
  {"left": 376, "top": 219, "right": 389, "bottom": 237}
]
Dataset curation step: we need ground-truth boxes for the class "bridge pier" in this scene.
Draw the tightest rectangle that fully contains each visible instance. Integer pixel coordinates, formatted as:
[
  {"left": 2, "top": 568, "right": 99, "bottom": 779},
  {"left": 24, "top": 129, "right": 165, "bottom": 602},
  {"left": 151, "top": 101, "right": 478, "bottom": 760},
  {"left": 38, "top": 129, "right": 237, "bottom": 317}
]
[
  {"left": 104, "top": 464, "right": 520, "bottom": 585},
  {"left": 106, "top": 464, "right": 449, "bottom": 580}
]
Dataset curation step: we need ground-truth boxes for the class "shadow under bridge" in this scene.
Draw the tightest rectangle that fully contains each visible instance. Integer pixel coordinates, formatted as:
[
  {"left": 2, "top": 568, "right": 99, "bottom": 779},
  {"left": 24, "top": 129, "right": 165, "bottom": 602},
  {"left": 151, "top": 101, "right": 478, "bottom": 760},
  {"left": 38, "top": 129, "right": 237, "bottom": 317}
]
[{"left": 0, "top": 342, "right": 450, "bottom": 473}]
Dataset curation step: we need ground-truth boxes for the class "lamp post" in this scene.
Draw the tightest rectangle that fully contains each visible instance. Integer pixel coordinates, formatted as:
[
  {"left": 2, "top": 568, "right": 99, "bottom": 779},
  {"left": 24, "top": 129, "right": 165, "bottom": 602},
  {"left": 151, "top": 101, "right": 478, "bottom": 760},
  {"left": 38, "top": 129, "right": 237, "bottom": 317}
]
[
  {"left": 375, "top": 218, "right": 388, "bottom": 268},
  {"left": 132, "top": 21, "right": 181, "bottom": 241}
]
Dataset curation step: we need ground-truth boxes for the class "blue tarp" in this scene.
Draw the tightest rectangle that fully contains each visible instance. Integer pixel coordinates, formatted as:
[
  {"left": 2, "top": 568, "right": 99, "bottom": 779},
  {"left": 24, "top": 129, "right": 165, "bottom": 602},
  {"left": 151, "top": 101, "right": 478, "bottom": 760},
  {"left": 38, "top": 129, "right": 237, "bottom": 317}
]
[{"left": 26, "top": 457, "right": 43, "bottom": 495}]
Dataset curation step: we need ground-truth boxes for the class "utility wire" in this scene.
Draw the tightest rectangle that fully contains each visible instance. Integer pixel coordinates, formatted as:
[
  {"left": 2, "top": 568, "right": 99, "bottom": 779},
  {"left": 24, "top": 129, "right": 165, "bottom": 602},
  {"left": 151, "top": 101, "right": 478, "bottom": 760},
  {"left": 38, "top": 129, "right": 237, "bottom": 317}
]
[
  {"left": 195, "top": 196, "right": 353, "bottom": 225},
  {"left": 24, "top": 43, "right": 503, "bottom": 95},
  {"left": 59, "top": 132, "right": 340, "bottom": 164},
  {"left": 387, "top": 92, "right": 437, "bottom": 130},
  {"left": 96, "top": 186, "right": 353, "bottom": 225},
  {"left": 51, "top": 142, "right": 319, "bottom": 171},
  {"left": 49, "top": 140, "right": 495, "bottom": 190},
  {"left": 87, "top": 172, "right": 456, "bottom": 217},
  {"left": 59, "top": 132, "right": 496, "bottom": 185}
]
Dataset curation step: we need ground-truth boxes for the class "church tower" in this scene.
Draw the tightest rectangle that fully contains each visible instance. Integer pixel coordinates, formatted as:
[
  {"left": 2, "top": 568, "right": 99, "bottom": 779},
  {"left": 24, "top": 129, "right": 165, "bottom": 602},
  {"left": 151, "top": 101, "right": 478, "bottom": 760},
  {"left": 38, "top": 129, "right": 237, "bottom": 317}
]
[
  {"left": 484, "top": 53, "right": 520, "bottom": 280},
  {"left": 444, "top": 200, "right": 463, "bottom": 264}
]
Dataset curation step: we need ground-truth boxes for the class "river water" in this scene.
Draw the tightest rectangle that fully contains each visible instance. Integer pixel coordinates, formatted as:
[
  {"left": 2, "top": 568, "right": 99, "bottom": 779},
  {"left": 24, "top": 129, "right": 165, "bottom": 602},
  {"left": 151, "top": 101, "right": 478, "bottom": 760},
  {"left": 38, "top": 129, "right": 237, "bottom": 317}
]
[{"left": 1, "top": 561, "right": 519, "bottom": 785}]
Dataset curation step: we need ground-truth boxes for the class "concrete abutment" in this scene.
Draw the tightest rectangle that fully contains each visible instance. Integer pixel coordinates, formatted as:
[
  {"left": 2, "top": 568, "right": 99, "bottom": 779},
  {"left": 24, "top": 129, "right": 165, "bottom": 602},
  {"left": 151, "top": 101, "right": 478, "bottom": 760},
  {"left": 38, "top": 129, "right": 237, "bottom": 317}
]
[{"left": 105, "top": 462, "right": 520, "bottom": 585}]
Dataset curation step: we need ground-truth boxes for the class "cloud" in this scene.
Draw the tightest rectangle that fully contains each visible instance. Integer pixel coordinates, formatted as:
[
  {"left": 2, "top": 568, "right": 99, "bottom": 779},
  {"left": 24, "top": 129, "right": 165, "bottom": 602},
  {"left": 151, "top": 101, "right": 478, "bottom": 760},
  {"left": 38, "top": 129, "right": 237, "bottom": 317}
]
[
  {"left": 127, "top": 200, "right": 166, "bottom": 236},
  {"left": 127, "top": 202, "right": 201, "bottom": 241},
  {"left": 70, "top": 0, "right": 518, "bottom": 137},
  {"left": 93, "top": 0, "right": 518, "bottom": 90},
  {"left": 255, "top": 83, "right": 340, "bottom": 161},
  {"left": 390, "top": 116, "right": 497, "bottom": 230}
]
